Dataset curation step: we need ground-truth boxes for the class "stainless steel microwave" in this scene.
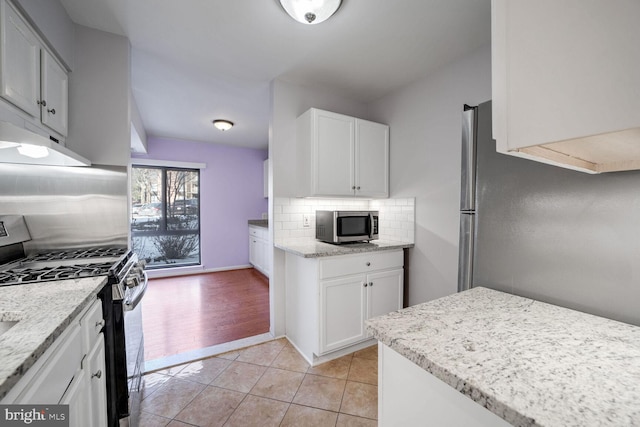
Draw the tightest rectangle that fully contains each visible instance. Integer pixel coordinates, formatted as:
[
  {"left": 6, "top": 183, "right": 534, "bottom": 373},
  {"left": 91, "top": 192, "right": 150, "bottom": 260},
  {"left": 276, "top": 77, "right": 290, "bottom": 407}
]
[{"left": 316, "top": 210, "right": 379, "bottom": 244}]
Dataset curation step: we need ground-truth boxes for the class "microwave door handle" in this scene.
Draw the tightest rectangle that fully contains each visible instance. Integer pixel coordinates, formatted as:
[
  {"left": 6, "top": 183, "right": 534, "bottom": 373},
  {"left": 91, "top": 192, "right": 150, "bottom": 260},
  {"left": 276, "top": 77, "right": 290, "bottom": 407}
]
[{"left": 368, "top": 213, "right": 373, "bottom": 240}]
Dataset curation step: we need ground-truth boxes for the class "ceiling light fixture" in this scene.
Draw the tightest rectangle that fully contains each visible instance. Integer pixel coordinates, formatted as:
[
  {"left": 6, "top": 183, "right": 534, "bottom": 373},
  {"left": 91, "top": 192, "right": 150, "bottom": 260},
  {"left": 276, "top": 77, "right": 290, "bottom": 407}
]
[
  {"left": 279, "top": 0, "right": 342, "bottom": 25},
  {"left": 212, "top": 119, "right": 234, "bottom": 131}
]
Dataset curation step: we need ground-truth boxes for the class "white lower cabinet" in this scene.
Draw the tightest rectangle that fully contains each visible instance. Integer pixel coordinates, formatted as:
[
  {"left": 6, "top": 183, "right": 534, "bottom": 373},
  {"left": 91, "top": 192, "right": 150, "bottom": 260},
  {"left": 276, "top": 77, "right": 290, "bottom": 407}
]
[
  {"left": 1, "top": 299, "right": 107, "bottom": 427},
  {"left": 286, "top": 250, "right": 403, "bottom": 364},
  {"left": 249, "top": 225, "right": 270, "bottom": 278},
  {"left": 320, "top": 274, "right": 367, "bottom": 353},
  {"left": 60, "top": 367, "right": 89, "bottom": 427},
  {"left": 86, "top": 335, "right": 107, "bottom": 427},
  {"left": 379, "top": 343, "right": 511, "bottom": 427}
]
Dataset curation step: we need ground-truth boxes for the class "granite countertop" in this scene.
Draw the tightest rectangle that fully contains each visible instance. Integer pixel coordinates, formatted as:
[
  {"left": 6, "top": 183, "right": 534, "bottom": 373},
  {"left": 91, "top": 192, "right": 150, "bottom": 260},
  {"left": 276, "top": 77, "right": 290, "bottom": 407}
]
[
  {"left": 0, "top": 277, "right": 107, "bottom": 400},
  {"left": 275, "top": 239, "right": 414, "bottom": 258},
  {"left": 248, "top": 219, "right": 268, "bottom": 228},
  {"left": 366, "top": 287, "right": 640, "bottom": 426}
]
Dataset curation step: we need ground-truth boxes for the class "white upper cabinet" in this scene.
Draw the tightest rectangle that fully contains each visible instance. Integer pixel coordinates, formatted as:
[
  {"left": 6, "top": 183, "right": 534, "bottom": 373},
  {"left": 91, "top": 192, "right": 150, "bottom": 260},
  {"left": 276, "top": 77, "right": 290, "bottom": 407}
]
[
  {"left": 492, "top": 0, "right": 640, "bottom": 174},
  {"left": 297, "top": 108, "right": 389, "bottom": 197},
  {"left": 0, "top": 0, "right": 40, "bottom": 117},
  {"left": 355, "top": 119, "right": 389, "bottom": 198},
  {"left": 41, "top": 49, "right": 68, "bottom": 135},
  {"left": 0, "top": 0, "right": 68, "bottom": 137}
]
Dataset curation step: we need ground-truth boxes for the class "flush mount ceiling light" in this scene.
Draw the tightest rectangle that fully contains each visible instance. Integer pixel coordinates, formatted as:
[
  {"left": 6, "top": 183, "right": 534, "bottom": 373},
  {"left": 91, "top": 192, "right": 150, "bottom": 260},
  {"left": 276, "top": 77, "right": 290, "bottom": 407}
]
[
  {"left": 279, "top": 0, "right": 342, "bottom": 25},
  {"left": 212, "top": 119, "right": 234, "bottom": 131}
]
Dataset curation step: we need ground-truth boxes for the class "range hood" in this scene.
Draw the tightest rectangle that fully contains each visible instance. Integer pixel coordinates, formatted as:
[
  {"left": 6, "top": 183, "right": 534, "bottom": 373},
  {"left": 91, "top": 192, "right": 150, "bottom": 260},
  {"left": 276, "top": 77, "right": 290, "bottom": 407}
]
[{"left": 0, "top": 121, "right": 91, "bottom": 167}]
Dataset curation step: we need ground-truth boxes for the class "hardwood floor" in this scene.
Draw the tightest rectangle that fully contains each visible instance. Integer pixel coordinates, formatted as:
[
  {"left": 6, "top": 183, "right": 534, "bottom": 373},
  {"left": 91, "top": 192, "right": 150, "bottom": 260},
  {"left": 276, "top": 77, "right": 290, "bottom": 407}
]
[{"left": 141, "top": 268, "right": 270, "bottom": 361}]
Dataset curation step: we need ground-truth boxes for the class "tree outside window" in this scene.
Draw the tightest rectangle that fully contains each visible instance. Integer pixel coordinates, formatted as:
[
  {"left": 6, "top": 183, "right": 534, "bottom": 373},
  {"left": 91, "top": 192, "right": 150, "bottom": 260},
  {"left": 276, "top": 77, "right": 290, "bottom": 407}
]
[{"left": 130, "top": 166, "right": 201, "bottom": 268}]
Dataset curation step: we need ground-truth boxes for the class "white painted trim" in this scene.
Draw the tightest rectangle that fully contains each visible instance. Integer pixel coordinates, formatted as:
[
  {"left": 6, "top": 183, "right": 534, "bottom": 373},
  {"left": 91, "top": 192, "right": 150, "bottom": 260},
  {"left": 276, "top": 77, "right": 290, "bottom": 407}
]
[
  {"left": 130, "top": 158, "right": 206, "bottom": 169},
  {"left": 146, "top": 264, "right": 253, "bottom": 279}
]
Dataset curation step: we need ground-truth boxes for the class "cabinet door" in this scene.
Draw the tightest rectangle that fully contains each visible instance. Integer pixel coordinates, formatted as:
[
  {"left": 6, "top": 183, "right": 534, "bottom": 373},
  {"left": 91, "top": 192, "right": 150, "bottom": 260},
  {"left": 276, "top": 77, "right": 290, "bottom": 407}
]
[
  {"left": 0, "top": 0, "right": 40, "bottom": 117},
  {"left": 256, "top": 236, "right": 269, "bottom": 277},
  {"left": 41, "top": 49, "right": 68, "bottom": 136},
  {"left": 16, "top": 324, "right": 82, "bottom": 404},
  {"left": 87, "top": 336, "right": 107, "bottom": 427},
  {"left": 320, "top": 274, "right": 367, "bottom": 354},
  {"left": 60, "top": 368, "right": 89, "bottom": 427},
  {"left": 355, "top": 119, "right": 389, "bottom": 198},
  {"left": 249, "top": 236, "right": 257, "bottom": 267},
  {"left": 366, "top": 269, "right": 403, "bottom": 324},
  {"left": 313, "top": 110, "right": 355, "bottom": 196}
]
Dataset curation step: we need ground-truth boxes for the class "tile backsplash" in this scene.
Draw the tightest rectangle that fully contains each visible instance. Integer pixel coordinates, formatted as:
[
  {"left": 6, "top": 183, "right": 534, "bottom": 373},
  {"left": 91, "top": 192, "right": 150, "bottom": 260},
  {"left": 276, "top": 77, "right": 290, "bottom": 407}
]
[{"left": 273, "top": 197, "right": 415, "bottom": 244}]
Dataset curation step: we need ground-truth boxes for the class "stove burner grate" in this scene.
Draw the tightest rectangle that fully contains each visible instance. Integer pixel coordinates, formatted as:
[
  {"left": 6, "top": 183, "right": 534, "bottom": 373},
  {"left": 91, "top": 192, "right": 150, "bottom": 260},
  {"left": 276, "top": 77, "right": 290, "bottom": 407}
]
[
  {"left": 25, "top": 247, "right": 128, "bottom": 262},
  {"left": 0, "top": 262, "right": 115, "bottom": 286}
]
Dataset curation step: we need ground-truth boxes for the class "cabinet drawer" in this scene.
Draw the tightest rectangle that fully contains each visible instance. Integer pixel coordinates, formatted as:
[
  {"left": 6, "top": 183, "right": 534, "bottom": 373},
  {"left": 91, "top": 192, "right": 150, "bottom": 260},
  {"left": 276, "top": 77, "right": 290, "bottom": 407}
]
[
  {"left": 16, "top": 324, "right": 82, "bottom": 404},
  {"left": 320, "top": 250, "right": 403, "bottom": 279},
  {"left": 81, "top": 300, "right": 104, "bottom": 352},
  {"left": 249, "top": 226, "right": 267, "bottom": 240}
]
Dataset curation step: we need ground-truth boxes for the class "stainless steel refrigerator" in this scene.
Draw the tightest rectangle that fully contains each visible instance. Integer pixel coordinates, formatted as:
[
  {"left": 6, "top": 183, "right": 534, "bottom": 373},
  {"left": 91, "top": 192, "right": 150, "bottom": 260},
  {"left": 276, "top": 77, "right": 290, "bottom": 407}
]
[{"left": 457, "top": 101, "right": 640, "bottom": 326}]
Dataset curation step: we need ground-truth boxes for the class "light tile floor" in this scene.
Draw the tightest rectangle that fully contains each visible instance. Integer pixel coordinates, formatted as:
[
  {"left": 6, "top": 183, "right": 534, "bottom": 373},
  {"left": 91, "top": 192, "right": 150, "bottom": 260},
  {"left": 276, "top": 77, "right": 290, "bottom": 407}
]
[{"left": 139, "top": 338, "right": 378, "bottom": 427}]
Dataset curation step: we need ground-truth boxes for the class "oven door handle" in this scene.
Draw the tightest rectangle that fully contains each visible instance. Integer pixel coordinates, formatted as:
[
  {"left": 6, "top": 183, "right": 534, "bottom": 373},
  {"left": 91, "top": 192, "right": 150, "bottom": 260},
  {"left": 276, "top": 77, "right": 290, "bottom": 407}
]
[{"left": 124, "top": 272, "right": 148, "bottom": 311}]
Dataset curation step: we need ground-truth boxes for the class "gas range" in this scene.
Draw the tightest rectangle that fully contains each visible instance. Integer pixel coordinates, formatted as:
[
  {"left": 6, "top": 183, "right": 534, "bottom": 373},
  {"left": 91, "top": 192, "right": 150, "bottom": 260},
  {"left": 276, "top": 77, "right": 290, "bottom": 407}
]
[
  {"left": 0, "top": 216, "right": 145, "bottom": 426},
  {"left": 0, "top": 247, "right": 132, "bottom": 287}
]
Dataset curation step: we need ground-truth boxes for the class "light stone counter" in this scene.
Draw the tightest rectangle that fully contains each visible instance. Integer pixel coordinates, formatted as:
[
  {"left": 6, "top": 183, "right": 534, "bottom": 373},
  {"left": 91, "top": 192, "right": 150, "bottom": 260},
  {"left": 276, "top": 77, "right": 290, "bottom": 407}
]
[
  {"left": 366, "top": 287, "right": 640, "bottom": 426},
  {"left": 0, "top": 277, "right": 107, "bottom": 400},
  {"left": 275, "top": 239, "right": 413, "bottom": 258}
]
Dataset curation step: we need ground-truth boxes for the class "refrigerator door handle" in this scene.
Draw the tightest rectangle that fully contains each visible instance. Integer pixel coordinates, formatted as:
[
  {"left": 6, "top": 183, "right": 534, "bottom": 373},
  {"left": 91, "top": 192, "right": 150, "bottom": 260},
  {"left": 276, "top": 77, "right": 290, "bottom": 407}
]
[
  {"left": 461, "top": 105, "right": 477, "bottom": 211},
  {"left": 457, "top": 212, "right": 475, "bottom": 292}
]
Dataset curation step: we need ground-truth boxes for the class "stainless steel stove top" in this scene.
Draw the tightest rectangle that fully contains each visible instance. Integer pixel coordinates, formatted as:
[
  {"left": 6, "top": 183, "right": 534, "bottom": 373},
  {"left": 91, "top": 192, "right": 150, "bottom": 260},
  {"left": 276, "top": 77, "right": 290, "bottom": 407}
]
[{"left": 0, "top": 247, "right": 132, "bottom": 287}]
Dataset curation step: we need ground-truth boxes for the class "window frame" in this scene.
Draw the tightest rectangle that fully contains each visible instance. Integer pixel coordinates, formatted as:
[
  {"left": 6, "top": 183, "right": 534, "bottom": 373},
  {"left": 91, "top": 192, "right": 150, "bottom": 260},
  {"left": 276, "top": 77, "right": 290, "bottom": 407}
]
[{"left": 130, "top": 163, "right": 203, "bottom": 269}]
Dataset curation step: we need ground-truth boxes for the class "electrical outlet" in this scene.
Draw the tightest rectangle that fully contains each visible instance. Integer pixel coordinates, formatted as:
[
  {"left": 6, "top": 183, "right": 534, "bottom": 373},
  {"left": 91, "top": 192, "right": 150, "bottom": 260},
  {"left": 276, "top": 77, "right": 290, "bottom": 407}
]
[{"left": 303, "top": 214, "right": 311, "bottom": 228}]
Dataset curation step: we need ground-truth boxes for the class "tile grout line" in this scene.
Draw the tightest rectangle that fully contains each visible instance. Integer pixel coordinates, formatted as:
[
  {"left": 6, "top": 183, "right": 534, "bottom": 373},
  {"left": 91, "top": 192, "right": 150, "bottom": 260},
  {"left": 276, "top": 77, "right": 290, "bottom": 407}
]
[{"left": 140, "top": 339, "right": 379, "bottom": 426}]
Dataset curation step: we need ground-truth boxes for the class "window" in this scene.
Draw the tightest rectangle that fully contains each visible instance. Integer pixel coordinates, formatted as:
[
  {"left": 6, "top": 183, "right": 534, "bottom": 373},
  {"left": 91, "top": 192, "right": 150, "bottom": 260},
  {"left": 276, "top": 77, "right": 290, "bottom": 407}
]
[{"left": 130, "top": 166, "right": 200, "bottom": 269}]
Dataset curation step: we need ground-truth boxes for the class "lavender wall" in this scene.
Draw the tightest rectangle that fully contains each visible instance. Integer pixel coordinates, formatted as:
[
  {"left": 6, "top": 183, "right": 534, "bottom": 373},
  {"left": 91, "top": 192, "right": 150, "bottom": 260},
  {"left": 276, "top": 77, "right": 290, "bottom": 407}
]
[{"left": 132, "top": 137, "right": 268, "bottom": 270}]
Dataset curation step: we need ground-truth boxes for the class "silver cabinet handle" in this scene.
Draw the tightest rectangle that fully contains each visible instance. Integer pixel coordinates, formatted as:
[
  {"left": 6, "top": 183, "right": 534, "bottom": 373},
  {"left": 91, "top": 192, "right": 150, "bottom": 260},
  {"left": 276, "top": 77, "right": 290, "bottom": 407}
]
[
  {"left": 47, "top": 108, "right": 56, "bottom": 114},
  {"left": 92, "top": 370, "right": 102, "bottom": 379},
  {"left": 366, "top": 262, "right": 371, "bottom": 266},
  {"left": 363, "top": 283, "right": 368, "bottom": 287},
  {"left": 95, "top": 319, "right": 105, "bottom": 329},
  {"left": 352, "top": 186, "right": 356, "bottom": 190},
  {"left": 37, "top": 99, "right": 47, "bottom": 106},
  {"left": 369, "top": 282, "right": 373, "bottom": 287},
  {"left": 357, "top": 186, "right": 361, "bottom": 190}
]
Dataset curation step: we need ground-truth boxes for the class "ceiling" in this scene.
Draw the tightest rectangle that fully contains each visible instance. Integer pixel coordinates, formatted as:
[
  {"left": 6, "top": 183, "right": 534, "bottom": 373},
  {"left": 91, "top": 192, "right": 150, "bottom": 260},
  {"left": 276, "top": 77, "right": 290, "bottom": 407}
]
[{"left": 59, "top": 0, "right": 491, "bottom": 150}]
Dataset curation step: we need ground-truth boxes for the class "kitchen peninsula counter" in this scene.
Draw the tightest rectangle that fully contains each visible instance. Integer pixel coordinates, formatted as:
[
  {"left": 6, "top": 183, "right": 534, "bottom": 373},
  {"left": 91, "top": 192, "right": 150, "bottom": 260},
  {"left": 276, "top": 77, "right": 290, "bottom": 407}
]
[
  {"left": 275, "top": 239, "right": 413, "bottom": 258},
  {"left": 366, "top": 287, "right": 640, "bottom": 426},
  {"left": 0, "top": 277, "right": 107, "bottom": 400}
]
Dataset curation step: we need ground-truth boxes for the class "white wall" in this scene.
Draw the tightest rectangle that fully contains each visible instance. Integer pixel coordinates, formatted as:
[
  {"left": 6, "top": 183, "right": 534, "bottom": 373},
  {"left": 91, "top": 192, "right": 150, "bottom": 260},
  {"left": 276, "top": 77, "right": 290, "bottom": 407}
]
[
  {"left": 368, "top": 45, "right": 491, "bottom": 306},
  {"left": 13, "top": 0, "right": 75, "bottom": 69},
  {"left": 66, "top": 25, "right": 131, "bottom": 166}
]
